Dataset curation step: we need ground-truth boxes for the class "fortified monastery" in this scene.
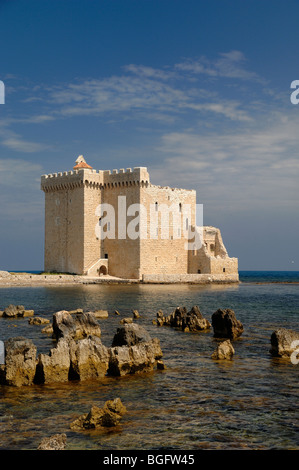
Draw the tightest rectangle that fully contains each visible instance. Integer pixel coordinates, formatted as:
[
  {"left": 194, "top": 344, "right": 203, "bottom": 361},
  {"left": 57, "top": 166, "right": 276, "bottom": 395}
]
[{"left": 41, "top": 156, "right": 238, "bottom": 283}]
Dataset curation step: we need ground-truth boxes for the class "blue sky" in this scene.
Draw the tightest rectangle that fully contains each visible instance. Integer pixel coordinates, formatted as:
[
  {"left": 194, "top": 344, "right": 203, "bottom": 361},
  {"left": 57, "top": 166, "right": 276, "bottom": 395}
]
[{"left": 0, "top": 0, "right": 298, "bottom": 271}]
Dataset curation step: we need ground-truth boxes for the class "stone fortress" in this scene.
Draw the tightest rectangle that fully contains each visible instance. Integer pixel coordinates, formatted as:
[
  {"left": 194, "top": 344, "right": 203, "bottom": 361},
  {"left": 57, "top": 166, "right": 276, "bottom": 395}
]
[{"left": 41, "top": 156, "right": 238, "bottom": 283}]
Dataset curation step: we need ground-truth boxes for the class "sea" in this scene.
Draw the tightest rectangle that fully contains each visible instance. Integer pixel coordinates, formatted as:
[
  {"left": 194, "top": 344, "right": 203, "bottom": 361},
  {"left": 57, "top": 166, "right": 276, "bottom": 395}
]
[{"left": 0, "top": 271, "right": 298, "bottom": 451}]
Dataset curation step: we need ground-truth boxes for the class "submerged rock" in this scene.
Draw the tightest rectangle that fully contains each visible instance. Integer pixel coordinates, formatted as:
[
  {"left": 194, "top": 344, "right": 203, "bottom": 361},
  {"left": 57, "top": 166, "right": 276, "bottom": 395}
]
[
  {"left": 1, "top": 337, "right": 37, "bottom": 387},
  {"left": 156, "top": 306, "right": 211, "bottom": 332},
  {"left": 70, "top": 398, "right": 127, "bottom": 430},
  {"left": 37, "top": 433, "right": 67, "bottom": 450},
  {"left": 270, "top": 328, "right": 299, "bottom": 358},
  {"left": 28, "top": 317, "right": 50, "bottom": 325},
  {"left": 211, "top": 308, "right": 243, "bottom": 340},
  {"left": 211, "top": 339, "right": 235, "bottom": 360}
]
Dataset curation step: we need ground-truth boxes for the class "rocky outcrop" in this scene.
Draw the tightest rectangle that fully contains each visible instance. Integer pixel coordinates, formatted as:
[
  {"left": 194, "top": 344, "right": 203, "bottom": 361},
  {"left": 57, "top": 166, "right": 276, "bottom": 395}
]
[
  {"left": 156, "top": 306, "right": 211, "bottom": 332},
  {"left": 211, "top": 339, "right": 235, "bottom": 360},
  {"left": 69, "top": 336, "right": 109, "bottom": 381},
  {"left": 270, "top": 328, "right": 299, "bottom": 358},
  {"left": 2, "top": 304, "right": 34, "bottom": 318},
  {"left": 2, "top": 321, "right": 163, "bottom": 385},
  {"left": 70, "top": 398, "right": 127, "bottom": 430},
  {"left": 35, "top": 338, "right": 71, "bottom": 384},
  {"left": 108, "top": 324, "right": 163, "bottom": 376},
  {"left": 0, "top": 337, "right": 37, "bottom": 387},
  {"left": 37, "top": 433, "right": 67, "bottom": 450},
  {"left": 211, "top": 308, "right": 243, "bottom": 339},
  {"left": 52, "top": 311, "right": 101, "bottom": 340}
]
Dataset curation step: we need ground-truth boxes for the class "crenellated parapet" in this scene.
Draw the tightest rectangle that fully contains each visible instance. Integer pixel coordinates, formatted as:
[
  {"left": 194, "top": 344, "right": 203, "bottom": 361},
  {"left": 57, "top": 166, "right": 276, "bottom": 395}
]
[{"left": 41, "top": 163, "right": 150, "bottom": 192}]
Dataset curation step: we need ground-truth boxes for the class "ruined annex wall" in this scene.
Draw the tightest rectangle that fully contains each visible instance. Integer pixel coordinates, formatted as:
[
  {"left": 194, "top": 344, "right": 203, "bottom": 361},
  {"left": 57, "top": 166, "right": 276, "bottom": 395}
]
[
  {"left": 139, "top": 184, "right": 197, "bottom": 276},
  {"left": 188, "top": 226, "right": 238, "bottom": 276}
]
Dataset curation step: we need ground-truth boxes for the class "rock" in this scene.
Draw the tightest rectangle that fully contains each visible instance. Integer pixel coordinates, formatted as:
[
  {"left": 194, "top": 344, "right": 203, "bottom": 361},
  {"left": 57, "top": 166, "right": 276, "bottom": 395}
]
[
  {"left": 0, "top": 270, "right": 12, "bottom": 278},
  {"left": 3, "top": 304, "right": 34, "bottom": 318},
  {"left": 132, "top": 309, "right": 140, "bottom": 319},
  {"left": 41, "top": 324, "right": 54, "bottom": 334},
  {"left": 157, "top": 360, "right": 166, "bottom": 370},
  {"left": 70, "top": 398, "right": 126, "bottom": 430},
  {"left": 157, "top": 306, "right": 211, "bottom": 332},
  {"left": 120, "top": 317, "right": 133, "bottom": 324},
  {"left": 1, "top": 337, "right": 37, "bottom": 387},
  {"left": 92, "top": 310, "right": 109, "bottom": 319},
  {"left": 114, "top": 310, "right": 120, "bottom": 315},
  {"left": 28, "top": 317, "right": 50, "bottom": 325},
  {"left": 37, "top": 433, "right": 67, "bottom": 450},
  {"left": 270, "top": 328, "right": 299, "bottom": 358},
  {"left": 108, "top": 338, "right": 163, "bottom": 376},
  {"left": 69, "top": 336, "right": 109, "bottom": 381},
  {"left": 211, "top": 308, "right": 243, "bottom": 340},
  {"left": 35, "top": 338, "right": 71, "bottom": 384},
  {"left": 68, "top": 308, "right": 84, "bottom": 314},
  {"left": 0, "top": 311, "right": 4, "bottom": 317},
  {"left": 53, "top": 311, "right": 101, "bottom": 340},
  {"left": 211, "top": 339, "right": 235, "bottom": 360},
  {"left": 112, "top": 323, "right": 151, "bottom": 347}
]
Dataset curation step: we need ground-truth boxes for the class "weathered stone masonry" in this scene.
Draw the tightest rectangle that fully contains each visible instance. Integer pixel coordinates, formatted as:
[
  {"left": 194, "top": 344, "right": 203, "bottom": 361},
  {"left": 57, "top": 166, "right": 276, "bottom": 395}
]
[{"left": 41, "top": 156, "right": 238, "bottom": 281}]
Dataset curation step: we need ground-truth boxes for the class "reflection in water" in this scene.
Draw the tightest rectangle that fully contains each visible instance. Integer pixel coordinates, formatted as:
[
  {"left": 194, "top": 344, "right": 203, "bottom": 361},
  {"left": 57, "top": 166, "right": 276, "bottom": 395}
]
[{"left": 0, "top": 281, "right": 298, "bottom": 449}]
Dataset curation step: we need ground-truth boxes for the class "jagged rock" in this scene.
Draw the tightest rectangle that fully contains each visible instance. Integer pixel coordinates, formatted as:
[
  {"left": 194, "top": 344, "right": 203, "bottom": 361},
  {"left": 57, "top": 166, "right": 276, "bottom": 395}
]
[
  {"left": 35, "top": 338, "right": 70, "bottom": 384},
  {"left": 41, "top": 324, "right": 54, "bottom": 334},
  {"left": 112, "top": 323, "right": 151, "bottom": 347},
  {"left": 132, "top": 309, "right": 140, "bottom": 319},
  {"left": 108, "top": 324, "right": 163, "bottom": 376},
  {"left": 270, "top": 328, "right": 299, "bottom": 358},
  {"left": 3, "top": 304, "right": 34, "bottom": 318},
  {"left": 157, "top": 360, "right": 166, "bottom": 370},
  {"left": 70, "top": 398, "right": 127, "bottom": 430},
  {"left": 52, "top": 311, "right": 101, "bottom": 340},
  {"left": 108, "top": 338, "right": 163, "bottom": 376},
  {"left": 211, "top": 339, "right": 235, "bottom": 360},
  {"left": 1, "top": 337, "right": 37, "bottom": 387},
  {"left": 157, "top": 306, "right": 211, "bottom": 332},
  {"left": 28, "top": 317, "right": 50, "bottom": 325},
  {"left": 211, "top": 308, "right": 243, "bottom": 339},
  {"left": 69, "top": 336, "right": 109, "bottom": 381},
  {"left": 120, "top": 317, "right": 133, "bottom": 324},
  {"left": 37, "top": 433, "right": 67, "bottom": 450}
]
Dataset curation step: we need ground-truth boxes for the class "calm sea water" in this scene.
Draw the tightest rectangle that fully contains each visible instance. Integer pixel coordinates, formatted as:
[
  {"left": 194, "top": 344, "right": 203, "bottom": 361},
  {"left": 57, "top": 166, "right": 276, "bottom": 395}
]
[{"left": 0, "top": 271, "right": 298, "bottom": 450}]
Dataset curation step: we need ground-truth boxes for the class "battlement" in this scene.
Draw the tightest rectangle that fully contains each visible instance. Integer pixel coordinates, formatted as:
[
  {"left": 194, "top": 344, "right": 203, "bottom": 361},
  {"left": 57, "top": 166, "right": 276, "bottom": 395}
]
[{"left": 41, "top": 165, "right": 150, "bottom": 192}]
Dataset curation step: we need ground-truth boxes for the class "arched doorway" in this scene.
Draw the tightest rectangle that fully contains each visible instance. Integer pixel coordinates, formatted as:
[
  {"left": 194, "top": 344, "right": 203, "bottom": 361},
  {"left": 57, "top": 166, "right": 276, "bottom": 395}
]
[{"left": 98, "top": 265, "right": 108, "bottom": 276}]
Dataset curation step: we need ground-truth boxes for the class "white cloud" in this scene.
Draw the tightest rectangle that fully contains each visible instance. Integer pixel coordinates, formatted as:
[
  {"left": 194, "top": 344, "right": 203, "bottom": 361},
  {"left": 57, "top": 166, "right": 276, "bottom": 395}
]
[
  {"left": 150, "top": 115, "right": 299, "bottom": 210},
  {"left": 175, "top": 50, "right": 265, "bottom": 83}
]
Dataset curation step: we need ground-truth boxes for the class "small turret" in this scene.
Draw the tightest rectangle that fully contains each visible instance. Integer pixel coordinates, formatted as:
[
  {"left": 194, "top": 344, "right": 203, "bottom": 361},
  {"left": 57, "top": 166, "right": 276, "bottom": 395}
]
[{"left": 73, "top": 155, "right": 93, "bottom": 170}]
